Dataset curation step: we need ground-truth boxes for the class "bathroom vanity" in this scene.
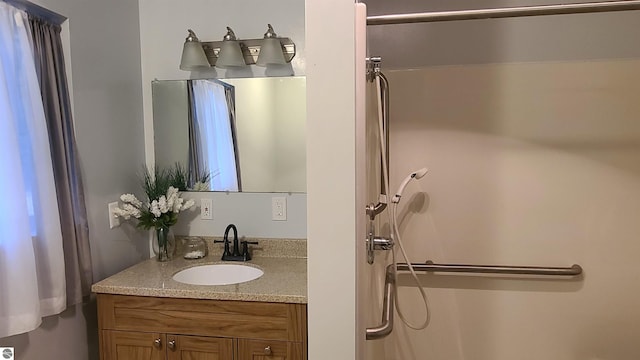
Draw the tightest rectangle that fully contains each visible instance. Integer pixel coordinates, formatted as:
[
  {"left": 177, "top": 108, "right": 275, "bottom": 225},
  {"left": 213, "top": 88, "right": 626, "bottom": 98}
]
[{"left": 92, "top": 239, "right": 307, "bottom": 360}]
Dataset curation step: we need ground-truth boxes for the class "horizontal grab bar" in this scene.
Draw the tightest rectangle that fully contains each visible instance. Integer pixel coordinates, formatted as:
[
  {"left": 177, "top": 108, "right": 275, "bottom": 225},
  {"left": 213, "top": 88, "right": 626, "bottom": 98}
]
[
  {"left": 367, "top": 1, "right": 640, "bottom": 26},
  {"left": 366, "top": 260, "right": 582, "bottom": 340},
  {"left": 398, "top": 261, "right": 583, "bottom": 276},
  {"left": 366, "top": 260, "right": 581, "bottom": 340}
]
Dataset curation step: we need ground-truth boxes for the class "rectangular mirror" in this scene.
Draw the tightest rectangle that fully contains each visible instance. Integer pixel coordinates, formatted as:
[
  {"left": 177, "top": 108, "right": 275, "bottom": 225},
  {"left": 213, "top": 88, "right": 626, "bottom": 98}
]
[{"left": 152, "top": 76, "right": 306, "bottom": 193}]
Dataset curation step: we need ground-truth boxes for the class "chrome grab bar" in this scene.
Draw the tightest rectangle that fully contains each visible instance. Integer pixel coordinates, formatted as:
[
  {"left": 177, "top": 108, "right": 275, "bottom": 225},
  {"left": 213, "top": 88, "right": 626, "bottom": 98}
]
[
  {"left": 367, "top": 1, "right": 640, "bottom": 26},
  {"left": 365, "top": 260, "right": 583, "bottom": 340},
  {"left": 399, "top": 261, "right": 583, "bottom": 276},
  {"left": 366, "top": 264, "right": 395, "bottom": 340}
]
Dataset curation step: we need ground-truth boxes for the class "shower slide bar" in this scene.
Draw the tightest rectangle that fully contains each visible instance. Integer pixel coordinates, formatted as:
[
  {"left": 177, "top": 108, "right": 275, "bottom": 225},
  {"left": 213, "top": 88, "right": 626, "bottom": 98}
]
[
  {"left": 367, "top": 0, "right": 640, "bottom": 26},
  {"left": 366, "top": 261, "right": 582, "bottom": 340}
]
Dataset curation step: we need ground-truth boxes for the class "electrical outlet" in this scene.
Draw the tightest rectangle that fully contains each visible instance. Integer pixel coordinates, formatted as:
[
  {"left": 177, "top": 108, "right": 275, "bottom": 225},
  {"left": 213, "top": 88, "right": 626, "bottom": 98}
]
[
  {"left": 201, "top": 198, "right": 213, "bottom": 220},
  {"left": 108, "top": 202, "right": 120, "bottom": 229},
  {"left": 272, "top": 196, "right": 287, "bottom": 221}
]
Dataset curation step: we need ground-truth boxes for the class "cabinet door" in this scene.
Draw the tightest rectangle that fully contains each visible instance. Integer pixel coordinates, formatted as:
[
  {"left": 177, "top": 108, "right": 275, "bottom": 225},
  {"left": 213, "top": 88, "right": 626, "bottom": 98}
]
[
  {"left": 102, "top": 330, "right": 165, "bottom": 360},
  {"left": 237, "top": 339, "right": 303, "bottom": 360},
  {"left": 166, "top": 335, "right": 235, "bottom": 360}
]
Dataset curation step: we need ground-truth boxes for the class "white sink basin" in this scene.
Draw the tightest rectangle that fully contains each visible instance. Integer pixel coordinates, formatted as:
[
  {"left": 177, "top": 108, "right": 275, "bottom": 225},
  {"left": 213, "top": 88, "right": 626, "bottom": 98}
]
[{"left": 172, "top": 264, "right": 264, "bottom": 286}]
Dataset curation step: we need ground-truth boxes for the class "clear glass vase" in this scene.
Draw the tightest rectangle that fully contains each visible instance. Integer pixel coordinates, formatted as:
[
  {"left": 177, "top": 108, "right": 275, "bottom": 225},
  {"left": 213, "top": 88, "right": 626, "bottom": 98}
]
[{"left": 152, "top": 226, "right": 176, "bottom": 262}]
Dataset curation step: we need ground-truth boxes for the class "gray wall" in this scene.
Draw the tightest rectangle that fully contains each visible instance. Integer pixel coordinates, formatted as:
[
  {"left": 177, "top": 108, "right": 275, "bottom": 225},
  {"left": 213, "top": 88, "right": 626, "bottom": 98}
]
[
  {"left": 1, "top": 0, "right": 308, "bottom": 358},
  {"left": 138, "top": 0, "right": 307, "bottom": 240},
  {"left": 0, "top": 0, "right": 146, "bottom": 359}
]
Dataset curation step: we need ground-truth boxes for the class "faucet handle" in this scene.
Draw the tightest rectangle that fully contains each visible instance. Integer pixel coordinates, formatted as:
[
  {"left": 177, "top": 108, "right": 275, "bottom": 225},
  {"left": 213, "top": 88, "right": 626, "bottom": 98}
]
[{"left": 241, "top": 240, "right": 258, "bottom": 261}]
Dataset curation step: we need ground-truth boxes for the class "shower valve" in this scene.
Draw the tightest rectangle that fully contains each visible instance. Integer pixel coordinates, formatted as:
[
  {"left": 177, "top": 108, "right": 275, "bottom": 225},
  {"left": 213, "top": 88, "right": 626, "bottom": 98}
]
[
  {"left": 371, "top": 236, "right": 393, "bottom": 250},
  {"left": 367, "top": 228, "right": 394, "bottom": 264}
]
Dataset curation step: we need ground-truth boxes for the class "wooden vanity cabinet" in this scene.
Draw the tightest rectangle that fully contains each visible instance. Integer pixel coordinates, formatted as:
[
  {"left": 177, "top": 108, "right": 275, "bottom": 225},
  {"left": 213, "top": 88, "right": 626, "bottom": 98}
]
[
  {"left": 237, "top": 339, "right": 303, "bottom": 360},
  {"left": 102, "top": 330, "right": 164, "bottom": 360},
  {"left": 168, "top": 334, "right": 235, "bottom": 360},
  {"left": 97, "top": 294, "right": 306, "bottom": 360},
  {"left": 102, "top": 331, "right": 234, "bottom": 360}
]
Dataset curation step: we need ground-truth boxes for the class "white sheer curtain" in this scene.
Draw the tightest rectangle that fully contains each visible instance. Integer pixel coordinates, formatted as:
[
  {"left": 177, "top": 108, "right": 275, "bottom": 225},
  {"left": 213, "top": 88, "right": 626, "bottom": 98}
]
[
  {"left": 191, "top": 80, "right": 239, "bottom": 191},
  {"left": 0, "top": 3, "right": 66, "bottom": 338}
]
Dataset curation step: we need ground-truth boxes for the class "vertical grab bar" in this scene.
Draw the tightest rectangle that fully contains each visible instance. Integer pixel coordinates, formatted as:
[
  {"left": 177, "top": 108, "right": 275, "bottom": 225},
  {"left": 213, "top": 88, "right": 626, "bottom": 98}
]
[
  {"left": 365, "top": 57, "right": 390, "bottom": 222},
  {"left": 366, "top": 264, "right": 395, "bottom": 340}
]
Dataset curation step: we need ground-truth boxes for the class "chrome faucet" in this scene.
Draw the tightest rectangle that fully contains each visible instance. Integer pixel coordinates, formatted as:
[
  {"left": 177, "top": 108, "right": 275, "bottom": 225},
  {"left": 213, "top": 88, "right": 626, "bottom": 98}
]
[{"left": 214, "top": 224, "right": 258, "bottom": 261}]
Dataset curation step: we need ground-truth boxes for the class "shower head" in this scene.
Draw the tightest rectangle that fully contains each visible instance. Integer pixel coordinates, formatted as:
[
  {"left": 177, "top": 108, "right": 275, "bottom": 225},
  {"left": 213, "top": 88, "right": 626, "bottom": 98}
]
[{"left": 391, "top": 167, "right": 428, "bottom": 204}]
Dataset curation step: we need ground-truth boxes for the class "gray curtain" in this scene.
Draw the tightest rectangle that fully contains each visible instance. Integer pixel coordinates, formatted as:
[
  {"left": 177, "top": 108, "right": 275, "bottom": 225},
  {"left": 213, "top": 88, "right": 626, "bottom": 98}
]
[
  {"left": 187, "top": 80, "right": 202, "bottom": 189},
  {"left": 224, "top": 86, "right": 242, "bottom": 191},
  {"left": 28, "top": 16, "right": 93, "bottom": 305}
]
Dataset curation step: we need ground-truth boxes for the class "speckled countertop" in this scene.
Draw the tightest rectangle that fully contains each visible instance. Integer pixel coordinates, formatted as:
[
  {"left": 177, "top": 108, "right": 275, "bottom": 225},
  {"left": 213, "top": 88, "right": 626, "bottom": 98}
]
[{"left": 91, "top": 238, "right": 307, "bottom": 304}]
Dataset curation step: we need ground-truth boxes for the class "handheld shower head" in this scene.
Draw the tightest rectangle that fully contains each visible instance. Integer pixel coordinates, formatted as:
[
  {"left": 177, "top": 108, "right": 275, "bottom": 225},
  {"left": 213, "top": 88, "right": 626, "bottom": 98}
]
[
  {"left": 391, "top": 167, "right": 428, "bottom": 204},
  {"left": 412, "top": 167, "right": 429, "bottom": 179}
]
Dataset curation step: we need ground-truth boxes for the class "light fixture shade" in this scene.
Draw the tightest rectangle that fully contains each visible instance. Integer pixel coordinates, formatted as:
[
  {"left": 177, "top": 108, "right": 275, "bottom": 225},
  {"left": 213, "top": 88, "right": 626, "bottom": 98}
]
[
  {"left": 215, "top": 27, "right": 246, "bottom": 68},
  {"left": 180, "top": 30, "right": 210, "bottom": 71},
  {"left": 256, "top": 24, "right": 286, "bottom": 66},
  {"left": 216, "top": 40, "right": 246, "bottom": 67},
  {"left": 256, "top": 38, "right": 286, "bottom": 66}
]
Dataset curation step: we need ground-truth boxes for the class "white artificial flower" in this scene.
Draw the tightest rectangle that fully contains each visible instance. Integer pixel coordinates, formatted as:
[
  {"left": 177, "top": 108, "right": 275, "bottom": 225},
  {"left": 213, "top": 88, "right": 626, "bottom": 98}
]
[
  {"left": 166, "top": 187, "right": 177, "bottom": 212},
  {"left": 122, "top": 203, "right": 141, "bottom": 218},
  {"left": 172, "top": 197, "right": 184, "bottom": 213},
  {"left": 166, "top": 186, "right": 178, "bottom": 199},
  {"left": 158, "top": 195, "right": 169, "bottom": 214},
  {"left": 191, "top": 182, "right": 210, "bottom": 192},
  {"left": 115, "top": 182, "right": 195, "bottom": 228},
  {"left": 181, "top": 199, "right": 195, "bottom": 211},
  {"left": 112, "top": 207, "right": 132, "bottom": 220},
  {"left": 150, "top": 199, "right": 162, "bottom": 217},
  {"left": 120, "top": 193, "right": 142, "bottom": 208}
]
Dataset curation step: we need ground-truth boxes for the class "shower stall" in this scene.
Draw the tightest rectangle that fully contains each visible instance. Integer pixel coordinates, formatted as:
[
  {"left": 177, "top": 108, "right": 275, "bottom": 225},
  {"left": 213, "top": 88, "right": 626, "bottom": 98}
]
[{"left": 357, "top": 1, "right": 640, "bottom": 359}]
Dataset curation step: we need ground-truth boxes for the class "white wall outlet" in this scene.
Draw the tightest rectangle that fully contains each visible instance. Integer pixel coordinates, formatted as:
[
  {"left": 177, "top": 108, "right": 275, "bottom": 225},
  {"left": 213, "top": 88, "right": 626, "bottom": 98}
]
[
  {"left": 201, "top": 198, "right": 213, "bottom": 220},
  {"left": 108, "top": 202, "right": 120, "bottom": 229},
  {"left": 272, "top": 196, "right": 287, "bottom": 221}
]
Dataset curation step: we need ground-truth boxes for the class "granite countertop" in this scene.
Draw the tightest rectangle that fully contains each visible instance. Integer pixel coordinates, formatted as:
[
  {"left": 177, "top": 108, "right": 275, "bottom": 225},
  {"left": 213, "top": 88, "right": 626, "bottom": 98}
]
[{"left": 91, "top": 238, "right": 307, "bottom": 304}]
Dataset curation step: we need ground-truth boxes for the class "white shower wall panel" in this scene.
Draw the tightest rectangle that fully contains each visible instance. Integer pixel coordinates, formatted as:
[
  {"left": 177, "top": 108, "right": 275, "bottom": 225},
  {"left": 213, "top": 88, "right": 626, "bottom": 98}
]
[{"left": 383, "top": 59, "right": 640, "bottom": 360}]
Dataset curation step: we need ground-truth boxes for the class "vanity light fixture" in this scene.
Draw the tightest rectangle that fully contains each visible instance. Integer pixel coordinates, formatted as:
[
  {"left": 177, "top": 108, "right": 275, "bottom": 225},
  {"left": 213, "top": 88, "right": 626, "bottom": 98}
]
[
  {"left": 179, "top": 25, "right": 296, "bottom": 70},
  {"left": 255, "top": 24, "right": 286, "bottom": 66},
  {"left": 216, "top": 27, "right": 246, "bottom": 68},
  {"left": 179, "top": 29, "right": 210, "bottom": 70}
]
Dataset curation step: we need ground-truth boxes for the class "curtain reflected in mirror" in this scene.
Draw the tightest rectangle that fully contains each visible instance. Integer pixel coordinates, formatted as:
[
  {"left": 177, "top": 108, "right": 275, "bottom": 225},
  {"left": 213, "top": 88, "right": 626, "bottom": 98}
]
[
  {"left": 152, "top": 76, "right": 306, "bottom": 193},
  {"left": 187, "top": 79, "right": 240, "bottom": 191}
]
